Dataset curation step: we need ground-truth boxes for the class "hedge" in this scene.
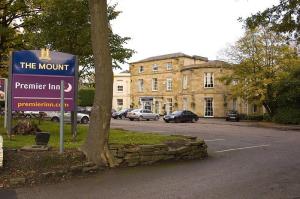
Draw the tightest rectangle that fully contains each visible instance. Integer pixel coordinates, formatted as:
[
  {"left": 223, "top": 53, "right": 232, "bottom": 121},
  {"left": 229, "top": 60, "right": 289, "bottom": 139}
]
[
  {"left": 78, "top": 88, "right": 95, "bottom": 106},
  {"left": 273, "top": 107, "right": 300, "bottom": 125}
]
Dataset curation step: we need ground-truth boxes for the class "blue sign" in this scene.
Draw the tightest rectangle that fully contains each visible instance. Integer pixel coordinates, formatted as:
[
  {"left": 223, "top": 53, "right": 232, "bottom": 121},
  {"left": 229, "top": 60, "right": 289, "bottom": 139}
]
[
  {"left": 11, "top": 49, "right": 77, "bottom": 111},
  {"left": 12, "top": 50, "right": 75, "bottom": 76}
]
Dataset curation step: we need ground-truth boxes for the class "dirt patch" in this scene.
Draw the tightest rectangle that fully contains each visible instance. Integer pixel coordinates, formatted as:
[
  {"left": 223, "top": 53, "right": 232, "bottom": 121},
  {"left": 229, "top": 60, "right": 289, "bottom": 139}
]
[{"left": 0, "top": 149, "right": 89, "bottom": 188}]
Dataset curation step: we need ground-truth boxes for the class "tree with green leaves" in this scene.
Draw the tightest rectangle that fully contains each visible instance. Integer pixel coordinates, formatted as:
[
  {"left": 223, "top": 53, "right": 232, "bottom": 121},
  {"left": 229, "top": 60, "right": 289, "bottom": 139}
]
[
  {"left": 0, "top": 0, "right": 40, "bottom": 77},
  {"left": 272, "top": 63, "right": 300, "bottom": 124},
  {"left": 245, "top": 0, "right": 300, "bottom": 42},
  {"left": 221, "top": 26, "right": 299, "bottom": 116},
  {"left": 81, "top": 0, "right": 114, "bottom": 166},
  {"left": 23, "top": 0, "right": 134, "bottom": 80}
]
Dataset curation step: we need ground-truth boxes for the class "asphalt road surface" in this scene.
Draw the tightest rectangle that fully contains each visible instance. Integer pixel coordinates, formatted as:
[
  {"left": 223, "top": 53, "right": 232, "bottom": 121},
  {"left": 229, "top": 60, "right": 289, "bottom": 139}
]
[{"left": 2, "top": 119, "right": 300, "bottom": 199}]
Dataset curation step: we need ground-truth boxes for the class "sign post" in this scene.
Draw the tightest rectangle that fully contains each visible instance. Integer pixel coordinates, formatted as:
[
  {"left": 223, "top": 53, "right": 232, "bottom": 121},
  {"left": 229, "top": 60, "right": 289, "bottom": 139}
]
[
  {"left": 8, "top": 49, "right": 78, "bottom": 139},
  {"left": 60, "top": 80, "right": 64, "bottom": 154}
]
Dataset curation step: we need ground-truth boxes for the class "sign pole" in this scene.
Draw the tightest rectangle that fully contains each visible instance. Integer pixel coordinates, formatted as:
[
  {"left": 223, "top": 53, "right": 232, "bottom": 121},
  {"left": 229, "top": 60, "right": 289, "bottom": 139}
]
[
  {"left": 4, "top": 79, "right": 8, "bottom": 128},
  {"left": 7, "top": 52, "right": 13, "bottom": 138},
  {"left": 59, "top": 80, "right": 64, "bottom": 154}
]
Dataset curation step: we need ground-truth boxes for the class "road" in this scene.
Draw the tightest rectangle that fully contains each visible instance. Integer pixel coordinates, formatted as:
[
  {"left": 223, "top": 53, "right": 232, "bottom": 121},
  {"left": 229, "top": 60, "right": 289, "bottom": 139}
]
[{"left": 2, "top": 119, "right": 300, "bottom": 199}]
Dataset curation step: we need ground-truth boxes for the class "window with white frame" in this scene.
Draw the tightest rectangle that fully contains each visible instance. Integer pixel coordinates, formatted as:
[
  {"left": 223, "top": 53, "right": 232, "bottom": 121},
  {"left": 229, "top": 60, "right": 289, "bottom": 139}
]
[
  {"left": 138, "top": 79, "right": 144, "bottom": 92},
  {"left": 166, "top": 78, "right": 173, "bottom": 91},
  {"left": 232, "top": 79, "right": 238, "bottom": 85},
  {"left": 152, "top": 78, "right": 158, "bottom": 91},
  {"left": 117, "top": 99, "right": 123, "bottom": 106},
  {"left": 166, "top": 62, "right": 172, "bottom": 70},
  {"left": 166, "top": 98, "right": 173, "bottom": 114},
  {"left": 139, "top": 66, "right": 144, "bottom": 73},
  {"left": 117, "top": 85, "right": 123, "bottom": 92},
  {"left": 204, "top": 72, "right": 214, "bottom": 88},
  {"left": 183, "top": 97, "right": 188, "bottom": 110},
  {"left": 182, "top": 75, "right": 188, "bottom": 89},
  {"left": 204, "top": 97, "right": 214, "bottom": 117},
  {"left": 152, "top": 64, "right": 158, "bottom": 72}
]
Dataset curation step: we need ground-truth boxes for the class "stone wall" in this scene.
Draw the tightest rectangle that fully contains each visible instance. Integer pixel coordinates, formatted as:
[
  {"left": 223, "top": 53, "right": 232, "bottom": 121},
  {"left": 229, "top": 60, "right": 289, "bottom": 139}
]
[{"left": 109, "top": 137, "right": 208, "bottom": 167}]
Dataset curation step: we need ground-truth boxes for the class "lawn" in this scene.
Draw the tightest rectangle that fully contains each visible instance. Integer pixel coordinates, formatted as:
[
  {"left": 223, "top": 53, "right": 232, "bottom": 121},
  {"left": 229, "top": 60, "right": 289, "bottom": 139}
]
[{"left": 0, "top": 117, "right": 182, "bottom": 149}]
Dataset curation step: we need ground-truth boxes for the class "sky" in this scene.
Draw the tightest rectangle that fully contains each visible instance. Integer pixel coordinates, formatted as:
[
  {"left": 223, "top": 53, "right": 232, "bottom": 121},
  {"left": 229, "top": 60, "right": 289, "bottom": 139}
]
[{"left": 110, "top": 0, "right": 279, "bottom": 71}]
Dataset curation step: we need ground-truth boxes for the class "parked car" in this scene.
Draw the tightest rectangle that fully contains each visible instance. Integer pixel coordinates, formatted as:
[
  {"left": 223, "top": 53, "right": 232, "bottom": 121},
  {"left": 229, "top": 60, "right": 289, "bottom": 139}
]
[
  {"left": 45, "top": 112, "right": 90, "bottom": 124},
  {"left": 163, "top": 110, "right": 199, "bottom": 123},
  {"left": 23, "top": 111, "right": 46, "bottom": 118},
  {"left": 78, "top": 106, "right": 92, "bottom": 115},
  {"left": 112, "top": 108, "right": 133, "bottom": 119},
  {"left": 127, "top": 109, "right": 159, "bottom": 121},
  {"left": 111, "top": 108, "right": 117, "bottom": 116},
  {"left": 225, "top": 110, "right": 240, "bottom": 122}
]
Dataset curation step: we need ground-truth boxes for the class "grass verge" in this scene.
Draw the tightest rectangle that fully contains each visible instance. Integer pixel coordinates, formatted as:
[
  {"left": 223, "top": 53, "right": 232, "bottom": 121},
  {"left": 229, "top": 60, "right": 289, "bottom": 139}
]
[{"left": 0, "top": 118, "right": 181, "bottom": 149}]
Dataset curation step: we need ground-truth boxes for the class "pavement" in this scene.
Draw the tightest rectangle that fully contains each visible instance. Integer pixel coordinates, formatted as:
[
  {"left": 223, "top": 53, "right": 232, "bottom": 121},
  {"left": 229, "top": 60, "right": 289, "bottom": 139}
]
[
  {"left": 197, "top": 118, "right": 300, "bottom": 131},
  {"left": 1, "top": 118, "right": 300, "bottom": 199}
]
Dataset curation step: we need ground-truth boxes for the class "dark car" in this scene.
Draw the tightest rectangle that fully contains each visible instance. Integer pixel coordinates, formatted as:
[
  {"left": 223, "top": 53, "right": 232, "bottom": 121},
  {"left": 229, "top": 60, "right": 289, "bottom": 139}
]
[
  {"left": 163, "top": 110, "right": 199, "bottom": 123},
  {"left": 112, "top": 108, "right": 133, "bottom": 119},
  {"left": 226, "top": 110, "right": 240, "bottom": 122}
]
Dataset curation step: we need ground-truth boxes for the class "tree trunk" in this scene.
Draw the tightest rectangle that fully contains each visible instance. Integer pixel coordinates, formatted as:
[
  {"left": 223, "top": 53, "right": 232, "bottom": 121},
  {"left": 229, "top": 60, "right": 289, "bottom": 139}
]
[{"left": 80, "top": 0, "right": 114, "bottom": 167}]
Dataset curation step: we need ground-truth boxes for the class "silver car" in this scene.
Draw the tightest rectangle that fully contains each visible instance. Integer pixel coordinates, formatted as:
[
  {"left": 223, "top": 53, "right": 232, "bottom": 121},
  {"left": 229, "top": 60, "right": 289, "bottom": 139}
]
[
  {"left": 127, "top": 109, "right": 159, "bottom": 121},
  {"left": 45, "top": 112, "right": 90, "bottom": 124}
]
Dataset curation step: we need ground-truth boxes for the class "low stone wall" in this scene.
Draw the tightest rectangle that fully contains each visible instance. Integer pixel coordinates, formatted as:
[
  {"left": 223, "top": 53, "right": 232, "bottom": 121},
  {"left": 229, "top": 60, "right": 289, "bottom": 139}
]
[{"left": 109, "top": 137, "right": 208, "bottom": 167}]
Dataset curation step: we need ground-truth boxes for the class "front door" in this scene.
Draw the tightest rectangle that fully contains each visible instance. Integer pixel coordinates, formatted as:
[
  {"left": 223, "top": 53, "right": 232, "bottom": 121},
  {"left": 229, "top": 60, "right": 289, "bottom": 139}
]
[
  {"left": 166, "top": 98, "right": 173, "bottom": 114},
  {"left": 142, "top": 101, "right": 152, "bottom": 111}
]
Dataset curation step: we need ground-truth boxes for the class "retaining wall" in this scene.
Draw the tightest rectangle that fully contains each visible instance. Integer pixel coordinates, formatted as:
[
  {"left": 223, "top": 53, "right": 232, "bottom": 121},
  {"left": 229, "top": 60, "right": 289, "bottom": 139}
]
[{"left": 109, "top": 137, "right": 208, "bottom": 167}]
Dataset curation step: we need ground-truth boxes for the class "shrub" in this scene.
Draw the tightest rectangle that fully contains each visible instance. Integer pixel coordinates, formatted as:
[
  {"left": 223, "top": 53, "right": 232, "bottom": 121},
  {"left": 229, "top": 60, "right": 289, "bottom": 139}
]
[
  {"left": 263, "top": 113, "right": 272, "bottom": 121},
  {"left": 78, "top": 88, "right": 95, "bottom": 106},
  {"left": 246, "top": 114, "right": 264, "bottom": 121},
  {"left": 273, "top": 107, "right": 300, "bottom": 124}
]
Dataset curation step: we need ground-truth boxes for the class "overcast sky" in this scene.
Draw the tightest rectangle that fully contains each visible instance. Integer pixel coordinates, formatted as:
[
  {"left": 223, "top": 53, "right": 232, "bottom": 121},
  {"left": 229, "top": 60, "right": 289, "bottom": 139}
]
[{"left": 110, "top": 0, "right": 279, "bottom": 70}]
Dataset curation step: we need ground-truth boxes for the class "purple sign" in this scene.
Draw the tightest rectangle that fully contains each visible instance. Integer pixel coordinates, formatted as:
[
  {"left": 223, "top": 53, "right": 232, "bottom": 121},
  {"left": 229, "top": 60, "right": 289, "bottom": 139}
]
[
  {"left": 11, "top": 50, "right": 76, "bottom": 111},
  {"left": 12, "top": 74, "right": 74, "bottom": 111},
  {"left": 0, "top": 79, "right": 5, "bottom": 101}
]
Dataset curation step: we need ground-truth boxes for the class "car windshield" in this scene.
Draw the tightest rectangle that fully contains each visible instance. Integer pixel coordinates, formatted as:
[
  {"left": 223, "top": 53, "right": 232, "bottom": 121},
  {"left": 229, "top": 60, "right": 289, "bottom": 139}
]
[{"left": 171, "top": 111, "right": 183, "bottom": 115}]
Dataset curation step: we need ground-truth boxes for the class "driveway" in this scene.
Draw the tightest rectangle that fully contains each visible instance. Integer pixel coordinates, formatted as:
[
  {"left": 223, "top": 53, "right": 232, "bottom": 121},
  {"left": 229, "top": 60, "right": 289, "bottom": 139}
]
[{"left": 2, "top": 118, "right": 300, "bottom": 199}]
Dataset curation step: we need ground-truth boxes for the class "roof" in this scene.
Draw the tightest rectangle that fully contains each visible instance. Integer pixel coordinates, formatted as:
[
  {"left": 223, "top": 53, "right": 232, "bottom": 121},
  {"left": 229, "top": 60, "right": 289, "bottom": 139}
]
[
  {"left": 131, "top": 52, "right": 208, "bottom": 64},
  {"left": 181, "top": 60, "right": 231, "bottom": 71}
]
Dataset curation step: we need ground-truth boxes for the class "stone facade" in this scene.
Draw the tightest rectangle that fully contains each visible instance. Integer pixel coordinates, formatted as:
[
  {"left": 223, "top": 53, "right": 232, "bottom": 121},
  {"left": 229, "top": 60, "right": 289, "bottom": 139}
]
[
  {"left": 130, "top": 53, "right": 261, "bottom": 117},
  {"left": 112, "top": 72, "right": 131, "bottom": 111}
]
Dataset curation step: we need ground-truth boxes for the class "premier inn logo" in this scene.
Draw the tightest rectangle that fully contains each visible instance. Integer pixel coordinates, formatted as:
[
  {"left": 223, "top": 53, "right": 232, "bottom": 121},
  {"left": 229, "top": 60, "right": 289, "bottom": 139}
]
[{"left": 39, "top": 48, "right": 51, "bottom": 60}]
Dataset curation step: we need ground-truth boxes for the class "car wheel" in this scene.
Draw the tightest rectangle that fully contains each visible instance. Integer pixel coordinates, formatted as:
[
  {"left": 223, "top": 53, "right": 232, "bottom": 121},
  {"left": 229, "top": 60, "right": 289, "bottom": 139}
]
[
  {"left": 164, "top": 119, "right": 169, "bottom": 123},
  {"left": 81, "top": 116, "right": 89, "bottom": 124},
  {"left": 51, "top": 117, "right": 59, "bottom": 122},
  {"left": 129, "top": 118, "right": 134, "bottom": 121}
]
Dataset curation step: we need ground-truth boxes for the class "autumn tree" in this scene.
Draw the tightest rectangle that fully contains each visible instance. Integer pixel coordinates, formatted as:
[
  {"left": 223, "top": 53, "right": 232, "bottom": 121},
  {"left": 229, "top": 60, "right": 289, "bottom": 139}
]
[
  {"left": 245, "top": 0, "right": 300, "bottom": 42},
  {"left": 80, "top": 0, "right": 114, "bottom": 166},
  {"left": 221, "top": 27, "right": 299, "bottom": 116}
]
